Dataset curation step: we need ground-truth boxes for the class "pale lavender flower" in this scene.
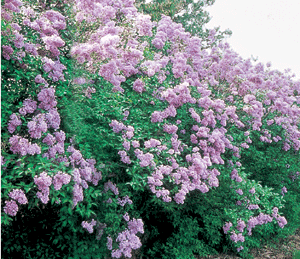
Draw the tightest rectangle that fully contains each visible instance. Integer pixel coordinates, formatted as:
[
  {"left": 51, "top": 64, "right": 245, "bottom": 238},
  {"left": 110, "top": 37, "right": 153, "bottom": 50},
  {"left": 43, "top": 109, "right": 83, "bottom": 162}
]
[
  {"left": 223, "top": 222, "right": 232, "bottom": 234},
  {"left": 53, "top": 171, "right": 71, "bottom": 190},
  {"left": 249, "top": 187, "right": 256, "bottom": 194},
  {"left": 107, "top": 236, "right": 113, "bottom": 250},
  {"left": 73, "top": 183, "right": 84, "bottom": 207},
  {"left": 236, "top": 189, "right": 243, "bottom": 195},
  {"left": 8, "top": 189, "right": 28, "bottom": 204},
  {"left": 8, "top": 113, "right": 22, "bottom": 133},
  {"left": 281, "top": 186, "right": 287, "bottom": 196},
  {"left": 19, "top": 98, "right": 37, "bottom": 115},
  {"left": 237, "top": 246, "right": 244, "bottom": 252},
  {"left": 237, "top": 219, "right": 246, "bottom": 233},
  {"left": 81, "top": 219, "right": 97, "bottom": 233},
  {"left": 4, "top": 200, "right": 18, "bottom": 216}
]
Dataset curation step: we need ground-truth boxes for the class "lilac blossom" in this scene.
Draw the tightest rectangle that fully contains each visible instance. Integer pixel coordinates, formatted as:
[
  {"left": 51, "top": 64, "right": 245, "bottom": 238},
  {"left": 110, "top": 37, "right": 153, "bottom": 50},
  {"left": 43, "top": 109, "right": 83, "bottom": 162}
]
[
  {"left": 8, "top": 189, "right": 28, "bottom": 204},
  {"left": 3, "top": 200, "right": 19, "bottom": 216},
  {"left": 7, "top": 113, "right": 22, "bottom": 134},
  {"left": 19, "top": 98, "right": 37, "bottom": 115},
  {"left": 132, "top": 79, "right": 145, "bottom": 93},
  {"left": 53, "top": 171, "right": 71, "bottom": 190},
  {"left": 223, "top": 222, "right": 232, "bottom": 234},
  {"left": 34, "top": 172, "right": 52, "bottom": 204},
  {"left": 104, "top": 181, "right": 119, "bottom": 195},
  {"left": 81, "top": 219, "right": 97, "bottom": 233},
  {"left": 38, "top": 87, "right": 57, "bottom": 111},
  {"left": 118, "top": 196, "right": 133, "bottom": 207},
  {"left": 73, "top": 184, "right": 84, "bottom": 207}
]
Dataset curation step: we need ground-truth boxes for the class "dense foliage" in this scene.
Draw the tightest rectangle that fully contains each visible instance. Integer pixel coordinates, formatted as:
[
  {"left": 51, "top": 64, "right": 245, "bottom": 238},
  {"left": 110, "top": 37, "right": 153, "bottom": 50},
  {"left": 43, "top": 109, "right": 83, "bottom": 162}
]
[{"left": 1, "top": 0, "right": 299, "bottom": 258}]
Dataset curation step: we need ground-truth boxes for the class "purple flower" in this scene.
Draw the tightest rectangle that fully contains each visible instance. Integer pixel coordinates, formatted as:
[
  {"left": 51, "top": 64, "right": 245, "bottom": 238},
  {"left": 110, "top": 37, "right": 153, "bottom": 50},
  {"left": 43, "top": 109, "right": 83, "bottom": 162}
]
[
  {"left": 4, "top": 200, "right": 18, "bottom": 216},
  {"left": 248, "top": 204, "right": 259, "bottom": 210},
  {"left": 28, "top": 114, "right": 48, "bottom": 139},
  {"left": 7, "top": 113, "right": 22, "bottom": 133},
  {"left": 281, "top": 186, "right": 287, "bottom": 196},
  {"left": 9, "top": 135, "right": 29, "bottom": 156},
  {"left": 53, "top": 171, "right": 71, "bottom": 190},
  {"left": 104, "top": 181, "right": 119, "bottom": 195},
  {"left": 144, "top": 138, "right": 161, "bottom": 148},
  {"left": 230, "top": 232, "right": 245, "bottom": 243},
  {"left": 2, "top": 45, "right": 14, "bottom": 60},
  {"left": 123, "top": 212, "right": 130, "bottom": 222},
  {"left": 236, "top": 189, "right": 243, "bottom": 195},
  {"left": 107, "top": 236, "right": 113, "bottom": 250},
  {"left": 237, "top": 219, "right": 246, "bottom": 233},
  {"left": 131, "top": 140, "right": 140, "bottom": 148},
  {"left": 38, "top": 87, "right": 57, "bottom": 111},
  {"left": 34, "top": 172, "right": 52, "bottom": 204},
  {"left": 27, "top": 143, "right": 41, "bottom": 155},
  {"left": 43, "top": 133, "right": 56, "bottom": 146},
  {"left": 132, "top": 78, "right": 145, "bottom": 93},
  {"left": 237, "top": 246, "right": 244, "bottom": 252},
  {"left": 109, "top": 120, "right": 126, "bottom": 133},
  {"left": 223, "top": 222, "right": 232, "bottom": 234},
  {"left": 249, "top": 187, "right": 256, "bottom": 194},
  {"left": 19, "top": 98, "right": 37, "bottom": 115},
  {"left": 122, "top": 140, "right": 130, "bottom": 151},
  {"left": 118, "top": 195, "right": 133, "bottom": 207},
  {"left": 82, "top": 219, "right": 97, "bottom": 233},
  {"left": 45, "top": 109, "right": 61, "bottom": 129},
  {"left": 73, "top": 184, "right": 84, "bottom": 207},
  {"left": 277, "top": 216, "right": 287, "bottom": 228},
  {"left": 8, "top": 189, "right": 27, "bottom": 205}
]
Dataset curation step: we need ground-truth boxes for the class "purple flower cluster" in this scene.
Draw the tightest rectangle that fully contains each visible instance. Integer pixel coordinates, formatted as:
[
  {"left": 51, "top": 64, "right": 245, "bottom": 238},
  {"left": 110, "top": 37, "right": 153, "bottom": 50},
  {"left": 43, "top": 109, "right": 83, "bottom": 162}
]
[
  {"left": 41, "top": 57, "right": 66, "bottom": 81},
  {"left": 236, "top": 189, "right": 243, "bottom": 195},
  {"left": 53, "top": 171, "right": 71, "bottom": 190},
  {"left": 230, "top": 231, "right": 245, "bottom": 243},
  {"left": 236, "top": 219, "right": 246, "bottom": 233},
  {"left": 37, "top": 87, "right": 57, "bottom": 111},
  {"left": 111, "top": 218, "right": 144, "bottom": 258},
  {"left": 104, "top": 181, "right": 119, "bottom": 195},
  {"left": 7, "top": 113, "right": 22, "bottom": 134},
  {"left": 132, "top": 78, "right": 145, "bottom": 93},
  {"left": 117, "top": 195, "right": 133, "bottom": 207},
  {"left": 161, "top": 82, "right": 194, "bottom": 108},
  {"left": 136, "top": 14, "right": 153, "bottom": 37},
  {"left": 135, "top": 150, "right": 154, "bottom": 168},
  {"left": 118, "top": 150, "right": 131, "bottom": 164},
  {"left": 223, "top": 222, "right": 232, "bottom": 234},
  {"left": 109, "top": 120, "right": 126, "bottom": 133},
  {"left": 9, "top": 135, "right": 41, "bottom": 156},
  {"left": 19, "top": 98, "right": 37, "bottom": 115},
  {"left": 247, "top": 204, "right": 260, "bottom": 210},
  {"left": 272, "top": 207, "right": 288, "bottom": 228},
  {"left": 246, "top": 213, "right": 273, "bottom": 236},
  {"left": 281, "top": 186, "right": 287, "bottom": 196},
  {"left": 73, "top": 183, "right": 84, "bottom": 207},
  {"left": 3, "top": 188, "right": 29, "bottom": 217},
  {"left": 27, "top": 113, "right": 48, "bottom": 139},
  {"left": 8, "top": 189, "right": 28, "bottom": 204},
  {"left": 81, "top": 219, "right": 97, "bottom": 233},
  {"left": 3, "top": 200, "right": 19, "bottom": 216},
  {"left": 2, "top": 45, "right": 14, "bottom": 60},
  {"left": 144, "top": 138, "right": 161, "bottom": 149},
  {"left": 34, "top": 172, "right": 52, "bottom": 204}
]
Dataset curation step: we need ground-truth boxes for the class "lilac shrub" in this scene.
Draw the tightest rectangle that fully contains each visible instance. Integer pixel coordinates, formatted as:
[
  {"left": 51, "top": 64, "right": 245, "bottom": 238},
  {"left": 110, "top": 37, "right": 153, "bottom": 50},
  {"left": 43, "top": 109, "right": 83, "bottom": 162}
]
[
  {"left": 2, "top": 1, "right": 143, "bottom": 258},
  {"left": 1, "top": 0, "right": 299, "bottom": 258},
  {"left": 67, "top": 0, "right": 299, "bottom": 256}
]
